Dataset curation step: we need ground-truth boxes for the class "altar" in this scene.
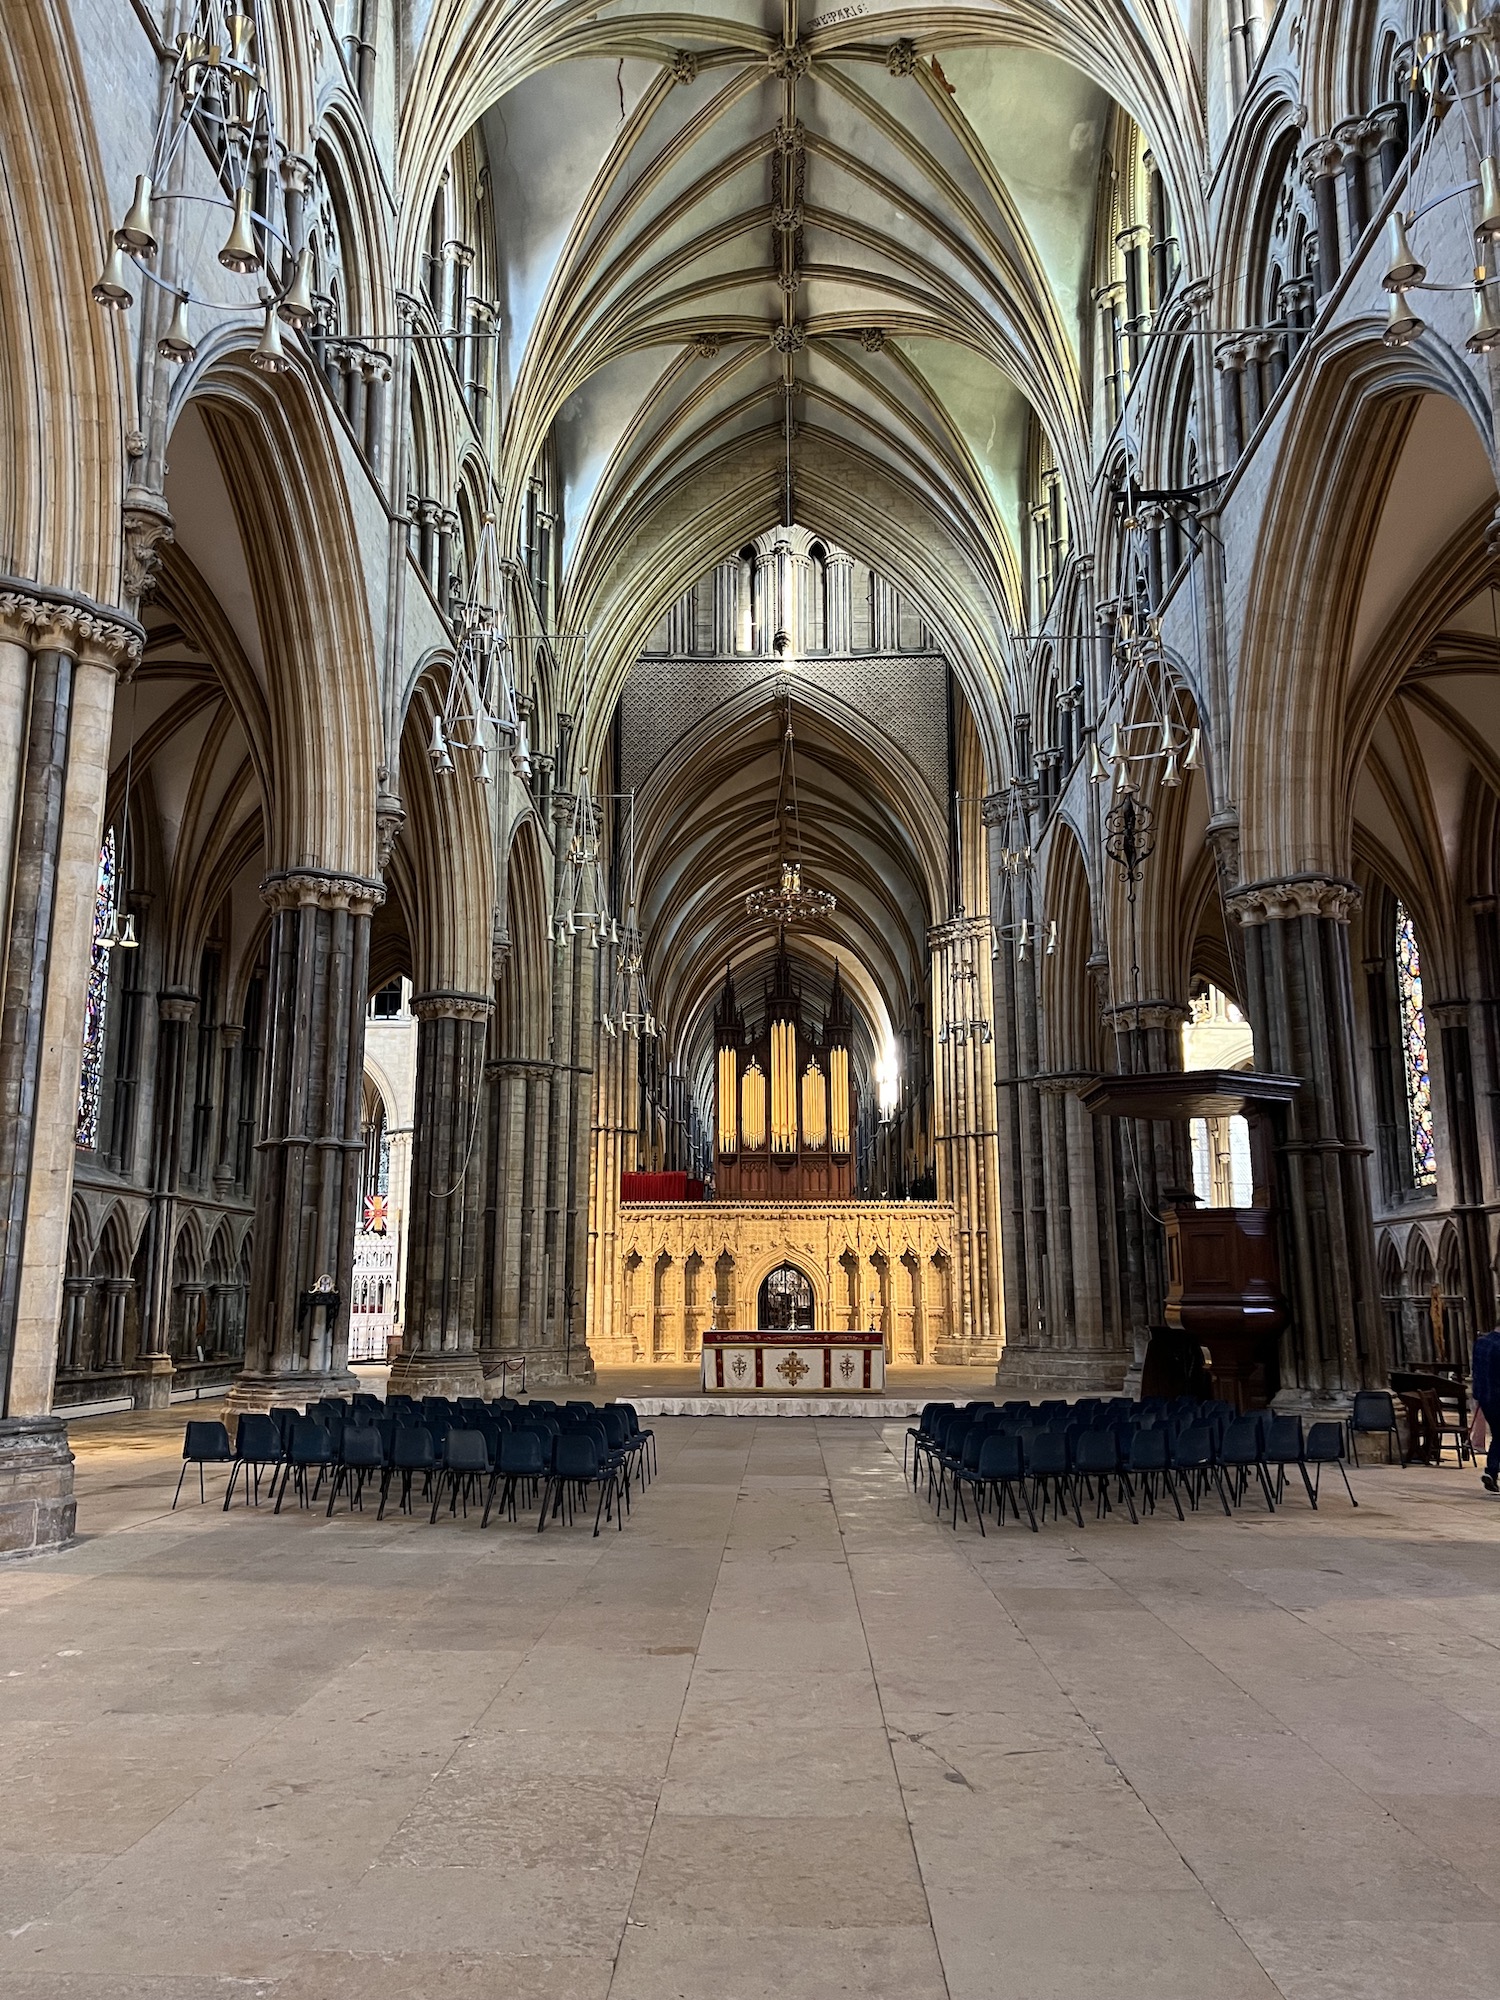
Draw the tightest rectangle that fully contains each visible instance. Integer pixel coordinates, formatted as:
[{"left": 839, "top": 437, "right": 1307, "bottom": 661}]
[{"left": 701, "top": 1328, "right": 885, "bottom": 1394}]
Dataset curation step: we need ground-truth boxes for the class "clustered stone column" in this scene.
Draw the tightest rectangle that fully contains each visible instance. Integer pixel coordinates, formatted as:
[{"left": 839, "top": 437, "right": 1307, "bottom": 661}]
[
  {"left": 1229, "top": 875, "right": 1385, "bottom": 1398},
  {"left": 0, "top": 584, "right": 140, "bottom": 1554},
  {"left": 224, "top": 869, "right": 383, "bottom": 1415},
  {"left": 386, "top": 992, "right": 492, "bottom": 1398},
  {"left": 483, "top": 1055, "right": 555, "bottom": 1369},
  {"left": 133, "top": 987, "right": 198, "bottom": 1409},
  {"left": 928, "top": 914, "right": 1003, "bottom": 1363}
]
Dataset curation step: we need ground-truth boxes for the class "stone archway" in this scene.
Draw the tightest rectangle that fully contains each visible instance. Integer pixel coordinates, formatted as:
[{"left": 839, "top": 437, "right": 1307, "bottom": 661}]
[{"left": 757, "top": 1263, "right": 816, "bottom": 1331}]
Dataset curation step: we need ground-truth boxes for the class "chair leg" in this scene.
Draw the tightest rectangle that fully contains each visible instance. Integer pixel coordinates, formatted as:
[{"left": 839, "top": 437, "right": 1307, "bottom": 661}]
[
  {"left": 1162, "top": 1468, "right": 1185, "bottom": 1521},
  {"left": 1336, "top": 1460, "right": 1358, "bottom": 1507},
  {"left": 1348, "top": 1427, "right": 1361, "bottom": 1468},
  {"left": 1299, "top": 1460, "right": 1318, "bottom": 1507},
  {"left": 536, "top": 1475, "right": 553, "bottom": 1532},
  {"left": 172, "top": 1463, "right": 188, "bottom": 1510},
  {"left": 222, "top": 1462, "right": 241, "bottom": 1512}
]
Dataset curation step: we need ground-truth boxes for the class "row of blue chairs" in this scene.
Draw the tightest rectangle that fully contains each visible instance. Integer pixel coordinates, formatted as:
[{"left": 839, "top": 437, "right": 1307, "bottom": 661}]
[
  {"left": 174, "top": 1396, "right": 656, "bottom": 1536},
  {"left": 905, "top": 1399, "right": 1357, "bottom": 1535}
]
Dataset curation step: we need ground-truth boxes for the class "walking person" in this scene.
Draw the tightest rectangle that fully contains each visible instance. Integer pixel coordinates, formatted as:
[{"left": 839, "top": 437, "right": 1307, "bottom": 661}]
[{"left": 1473, "top": 1327, "right": 1500, "bottom": 1492}]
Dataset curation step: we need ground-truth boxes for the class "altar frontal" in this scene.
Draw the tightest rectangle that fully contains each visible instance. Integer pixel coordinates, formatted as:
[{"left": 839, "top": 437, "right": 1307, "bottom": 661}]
[{"left": 702, "top": 1328, "right": 885, "bottom": 1394}]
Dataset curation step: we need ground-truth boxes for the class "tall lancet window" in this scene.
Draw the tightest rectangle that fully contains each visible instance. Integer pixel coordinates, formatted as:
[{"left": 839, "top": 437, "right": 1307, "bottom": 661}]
[
  {"left": 1395, "top": 901, "right": 1437, "bottom": 1191},
  {"left": 76, "top": 830, "right": 118, "bottom": 1149}
]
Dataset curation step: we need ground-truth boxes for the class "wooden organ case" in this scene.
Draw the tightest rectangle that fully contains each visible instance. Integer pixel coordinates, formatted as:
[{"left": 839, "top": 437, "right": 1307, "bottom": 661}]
[{"left": 713, "top": 949, "right": 857, "bottom": 1200}]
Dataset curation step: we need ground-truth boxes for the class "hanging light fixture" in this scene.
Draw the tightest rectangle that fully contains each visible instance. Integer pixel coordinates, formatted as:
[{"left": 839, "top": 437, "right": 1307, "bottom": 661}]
[
  {"left": 1467, "top": 273, "right": 1500, "bottom": 351},
  {"left": 744, "top": 695, "right": 836, "bottom": 926},
  {"left": 250, "top": 301, "right": 290, "bottom": 373},
  {"left": 157, "top": 291, "right": 196, "bottom": 362},
  {"left": 429, "top": 513, "right": 521, "bottom": 787},
  {"left": 93, "top": 5, "right": 326, "bottom": 376}
]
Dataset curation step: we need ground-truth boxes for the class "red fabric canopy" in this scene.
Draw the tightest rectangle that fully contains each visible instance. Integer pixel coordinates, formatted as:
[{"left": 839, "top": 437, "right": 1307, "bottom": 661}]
[{"left": 621, "top": 1171, "right": 704, "bottom": 1202}]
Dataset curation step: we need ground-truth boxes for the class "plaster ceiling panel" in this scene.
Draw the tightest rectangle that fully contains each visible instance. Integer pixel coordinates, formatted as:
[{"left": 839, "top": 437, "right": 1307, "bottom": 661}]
[
  {"left": 1438, "top": 586, "right": 1500, "bottom": 635},
  {"left": 1349, "top": 394, "right": 1496, "bottom": 682},
  {"left": 481, "top": 58, "right": 660, "bottom": 379},
  {"left": 916, "top": 43, "right": 1112, "bottom": 351},
  {"left": 896, "top": 337, "right": 1030, "bottom": 546},
  {"left": 1413, "top": 669, "right": 1500, "bottom": 764},
  {"left": 1353, "top": 758, "right": 1416, "bottom": 885},
  {"left": 1399, "top": 697, "right": 1477, "bottom": 882},
  {"left": 554, "top": 345, "right": 688, "bottom": 567},
  {"left": 163, "top": 403, "right": 266, "bottom": 693},
  {"left": 142, "top": 705, "right": 215, "bottom": 870}
]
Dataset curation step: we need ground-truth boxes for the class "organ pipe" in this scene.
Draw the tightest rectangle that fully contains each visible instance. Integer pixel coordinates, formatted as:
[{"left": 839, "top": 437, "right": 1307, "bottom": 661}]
[
  {"left": 741, "top": 1060, "right": 767, "bottom": 1150},
  {"left": 830, "top": 1045, "right": 850, "bottom": 1155},
  {"left": 717, "top": 1046, "right": 738, "bottom": 1155}
]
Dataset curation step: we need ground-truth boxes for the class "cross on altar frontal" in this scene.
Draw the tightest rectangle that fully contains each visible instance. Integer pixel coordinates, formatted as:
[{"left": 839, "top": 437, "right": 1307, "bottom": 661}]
[{"left": 701, "top": 1328, "right": 886, "bottom": 1394}]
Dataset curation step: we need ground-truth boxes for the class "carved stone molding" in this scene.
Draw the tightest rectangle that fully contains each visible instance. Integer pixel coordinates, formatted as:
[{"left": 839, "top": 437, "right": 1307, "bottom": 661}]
[
  {"left": 410, "top": 990, "right": 493, "bottom": 1023},
  {"left": 260, "top": 868, "right": 386, "bottom": 916},
  {"left": 691, "top": 332, "right": 723, "bottom": 358},
  {"left": 670, "top": 48, "right": 698, "bottom": 83},
  {"left": 1225, "top": 875, "right": 1362, "bottom": 925},
  {"left": 767, "top": 43, "right": 810, "bottom": 79},
  {"left": 886, "top": 39, "right": 919, "bottom": 76},
  {"left": 487, "top": 1057, "right": 554, "bottom": 1082},
  {"left": 121, "top": 490, "right": 175, "bottom": 609},
  {"left": 857, "top": 327, "right": 886, "bottom": 352},
  {"left": 1033, "top": 1071, "right": 1100, "bottom": 1097},
  {"left": 158, "top": 990, "right": 198, "bottom": 1025},
  {"left": 375, "top": 792, "right": 405, "bottom": 874},
  {"left": 1102, "top": 1000, "right": 1190, "bottom": 1033},
  {"left": 0, "top": 577, "right": 145, "bottom": 673},
  {"left": 491, "top": 920, "right": 512, "bottom": 983}
]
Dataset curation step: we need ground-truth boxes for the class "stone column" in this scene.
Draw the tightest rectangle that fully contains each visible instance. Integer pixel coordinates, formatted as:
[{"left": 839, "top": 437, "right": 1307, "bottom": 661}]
[
  {"left": 58, "top": 1277, "right": 92, "bottom": 1376},
  {"left": 1215, "top": 341, "right": 1246, "bottom": 466},
  {"left": 481, "top": 1056, "right": 555, "bottom": 1378},
  {"left": 1432, "top": 998, "right": 1496, "bottom": 1334},
  {"left": 0, "top": 585, "right": 140, "bottom": 1555},
  {"left": 224, "top": 869, "right": 382, "bottom": 1415},
  {"left": 387, "top": 992, "right": 492, "bottom": 1398},
  {"left": 1303, "top": 138, "right": 1343, "bottom": 297},
  {"left": 928, "top": 914, "right": 1004, "bottom": 1364},
  {"left": 1228, "top": 876, "right": 1384, "bottom": 1399},
  {"left": 101, "top": 1277, "right": 132, "bottom": 1370},
  {"left": 824, "top": 548, "right": 854, "bottom": 653},
  {"left": 213, "top": 1024, "right": 244, "bottom": 1189},
  {"left": 133, "top": 988, "right": 197, "bottom": 1408},
  {"left": 713, "top": 561, "right": 738, "bottom": 653}
]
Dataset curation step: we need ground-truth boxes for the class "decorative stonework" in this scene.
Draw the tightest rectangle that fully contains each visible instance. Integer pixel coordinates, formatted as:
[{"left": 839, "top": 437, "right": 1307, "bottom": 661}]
[
  {"left": 120, "top": 491, "right": 175, "bottom": 608},
  {"left": 410, "top": 990, "right": 493, "bottom": 1023},
  {"left": 260, "top": 868, "right": 386, "bottom": 916},
  {"left": 0, "top": 582, "right": 144, "bottom": 674},
  {"left": 670, "top": 49, "right": 699, "bottom": 84},
  {"left": 771, "top": 322, "right": 807, "bottom": 353},
  {"left": 887, "top": 39, "right": 919, "bottom": 76},
  {"left": 768, "top": 44, "right": 810, "bottom": 79},
  {"left": 1102, "top": 1001, "right": 1190, "bottom": 1033},
  {"left": 1226, "top": 875, "right": 1362, "bottom": 925},
  {"left": 691, "top": 332, "right": 723, "bottom": 358},
  {"left": 157, "top": 990, "right": 198, "bottom": 1026},
  {"left": 857, "top": 328, "right": 886, "bottom": 353},
  {"left": 606, "top": 1199, "right": 967, "bottom": 1368},
  {"left": 375, "top": 792, "right": 405, "bottom": 874}
]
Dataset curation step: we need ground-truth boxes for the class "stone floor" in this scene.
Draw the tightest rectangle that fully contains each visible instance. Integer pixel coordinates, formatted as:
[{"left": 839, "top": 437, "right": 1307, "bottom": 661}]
[{"left": 3, "top": 1411, "right": 1500, "bottom": 1998}]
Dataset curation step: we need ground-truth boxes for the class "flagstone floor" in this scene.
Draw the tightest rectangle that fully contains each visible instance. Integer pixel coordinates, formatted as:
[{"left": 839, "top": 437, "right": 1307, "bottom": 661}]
[{"left": 3, "top": 1408, "right": 1500, "bottom": 1998}]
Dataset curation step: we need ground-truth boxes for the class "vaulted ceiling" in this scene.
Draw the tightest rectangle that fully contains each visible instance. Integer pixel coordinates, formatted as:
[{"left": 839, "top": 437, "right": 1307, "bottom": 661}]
[{"left": 403, "top": 1, "right": 1205, "bottom": 735}]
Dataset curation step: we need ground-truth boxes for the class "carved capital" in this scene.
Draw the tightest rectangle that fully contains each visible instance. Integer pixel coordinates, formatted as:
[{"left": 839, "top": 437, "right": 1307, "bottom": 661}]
[
  {"left": 1225, "top": 874, "right": 1362, "bottom": 925},
  {"left": 0, "top": 580, "right": 145, "bottom": 674},
  {"left": 1033, "top": 1070, "right": 1100, "bottom": 1097},
  {"left": 375, "top": 793, "right": 405, "bottom": 875},
  {"left": 158, "top": 989, "right": 198, "bottom": 1025},
  {"left": 410, "top": 989, "right": 493, "bottom": 1024},
  {"left": 260, "top": 868, "right": 386, "bottom": 916},
  {"left": 1300, "top": 135, "right": 1345, "bottom": 181},
  {"left": 121, "top": 490, "right": 175, "bottom": 609},
  {"left": 491, "top": 918, "right": 512, "bottom": 983},
  {"left": 1102, "top": 1000, "right": 1190, "bottom": 1033}
]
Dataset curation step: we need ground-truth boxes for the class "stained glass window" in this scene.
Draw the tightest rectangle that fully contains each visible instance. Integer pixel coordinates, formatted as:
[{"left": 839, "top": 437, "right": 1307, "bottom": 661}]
[
  {"left": 75, "top": 831, "right": 117, "bottom": 1150},
  {"left": 1394, "top": 901, "right": 1437, "bottom": 1190}
]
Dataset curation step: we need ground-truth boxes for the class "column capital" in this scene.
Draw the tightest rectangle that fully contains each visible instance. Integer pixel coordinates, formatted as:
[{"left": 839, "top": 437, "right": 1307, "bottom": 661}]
[
  {"left": 0, "top": 576, "right": 145, "bottom": 674},
  {"left": 158, "top": 989, "right": 198, "bottom": 1025},
  {"left": 410, "top": 990, "right": 493, "bottom": 1023},
  {"left": 1101, "top": 1000, "right": 1190, "bottom": 1032},
  {"left": 260, "top": 868, "right": 386, "bottom": 916},
  {"left": 1225, "top": 875, "right": 1362, "bottom": 925}
]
